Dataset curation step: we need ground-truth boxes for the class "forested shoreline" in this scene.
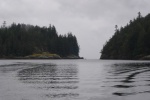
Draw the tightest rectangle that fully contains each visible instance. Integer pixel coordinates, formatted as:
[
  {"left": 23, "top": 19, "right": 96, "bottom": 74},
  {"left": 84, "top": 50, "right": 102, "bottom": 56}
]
[
  {"left": 0, "top": 23, "right": 81, "bottom": 59},
  {"left": 101, "top": 13, "right": 150, "bottom": 60}
]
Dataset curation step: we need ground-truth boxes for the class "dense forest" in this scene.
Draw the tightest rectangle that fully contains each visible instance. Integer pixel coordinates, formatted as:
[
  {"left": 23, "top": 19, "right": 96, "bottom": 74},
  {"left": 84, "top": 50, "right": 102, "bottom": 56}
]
[
  {"left": 0, "top": 22, "right": 80, "bottom": 58},
  {"left": 101, "top": 12, "right": 150, "bottom": 60}
]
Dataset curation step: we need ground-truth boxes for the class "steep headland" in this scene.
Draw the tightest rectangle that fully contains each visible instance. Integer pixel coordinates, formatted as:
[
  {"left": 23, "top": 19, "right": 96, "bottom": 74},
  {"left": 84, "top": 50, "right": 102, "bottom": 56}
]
[{"left": 101, "top": 13, "right": 150, "bottom": 60}]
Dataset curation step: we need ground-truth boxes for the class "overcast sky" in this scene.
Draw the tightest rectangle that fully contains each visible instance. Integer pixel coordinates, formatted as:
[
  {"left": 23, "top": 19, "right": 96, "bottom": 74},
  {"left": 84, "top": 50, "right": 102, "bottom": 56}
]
[{"left": 0, "top": 0, "right": 150, "bottom": 59}]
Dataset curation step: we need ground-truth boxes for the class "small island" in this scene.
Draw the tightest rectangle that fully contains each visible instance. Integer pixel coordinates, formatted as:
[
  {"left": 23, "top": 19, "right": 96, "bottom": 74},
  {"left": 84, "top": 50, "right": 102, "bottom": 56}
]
[
  {"left": 0, "top": 23, "right": 83, "bottom": 59},
  {"left": 101, "top": 12, "right": 150, "bottom": 60}
]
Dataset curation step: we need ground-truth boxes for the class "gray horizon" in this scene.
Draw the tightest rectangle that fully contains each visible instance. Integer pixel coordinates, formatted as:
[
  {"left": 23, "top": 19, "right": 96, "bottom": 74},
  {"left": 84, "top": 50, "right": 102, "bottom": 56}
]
[{"left": 0, "top": 0, "right": 150, "bottom": 59}]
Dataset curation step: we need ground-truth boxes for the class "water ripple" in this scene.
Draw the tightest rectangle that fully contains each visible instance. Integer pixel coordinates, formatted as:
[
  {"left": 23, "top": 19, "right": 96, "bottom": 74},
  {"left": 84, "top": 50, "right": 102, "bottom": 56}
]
[
  {"left": 105, "top": 62, "right": 150, "bottom": 96},
  {"left": 17, "top": 63, "right": 79, "bottom": 99}
]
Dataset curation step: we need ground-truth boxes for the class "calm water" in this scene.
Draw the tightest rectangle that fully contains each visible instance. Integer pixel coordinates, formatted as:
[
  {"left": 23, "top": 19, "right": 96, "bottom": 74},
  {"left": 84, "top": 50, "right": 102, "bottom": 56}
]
[{"left": 0, "top": 60, "right": 150, "bottom": 100}]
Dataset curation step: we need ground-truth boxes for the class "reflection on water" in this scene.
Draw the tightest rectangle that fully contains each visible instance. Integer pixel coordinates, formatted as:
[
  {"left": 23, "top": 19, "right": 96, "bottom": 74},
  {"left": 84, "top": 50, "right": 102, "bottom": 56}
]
[
  {"left": 0, "top": 63, "right": 24, "bottom": 73},
  {"left": 105, "top": 62, "right": 150, "bottom": 97},
  {"left": 18, "top": 63, "right": 79, "bottom": 99},
  {"left": 1, "top": 60, "right": 150, "bottom": 100}
]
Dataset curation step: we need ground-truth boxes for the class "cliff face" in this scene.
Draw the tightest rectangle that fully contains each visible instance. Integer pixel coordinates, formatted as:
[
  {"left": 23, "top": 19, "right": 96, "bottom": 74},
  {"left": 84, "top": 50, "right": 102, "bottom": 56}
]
[{"left": 101, "top": 13, "right": 150, "bottom": 60}]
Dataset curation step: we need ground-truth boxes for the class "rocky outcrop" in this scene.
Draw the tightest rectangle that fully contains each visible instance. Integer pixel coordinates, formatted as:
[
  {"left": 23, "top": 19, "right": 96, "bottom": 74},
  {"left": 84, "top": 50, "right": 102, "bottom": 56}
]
[
  {"left": 24, "top": 52, "right": 84, "bottom": 59},
  {"left": 25, "top": 52, "right": 61, "bottom": 59}
]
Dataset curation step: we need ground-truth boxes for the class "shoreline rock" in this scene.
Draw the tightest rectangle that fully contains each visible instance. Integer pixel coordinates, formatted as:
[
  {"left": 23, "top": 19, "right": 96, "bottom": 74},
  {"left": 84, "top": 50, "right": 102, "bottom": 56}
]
[{"left": 0, "top": 52, "right": 84, "bottom": 59}]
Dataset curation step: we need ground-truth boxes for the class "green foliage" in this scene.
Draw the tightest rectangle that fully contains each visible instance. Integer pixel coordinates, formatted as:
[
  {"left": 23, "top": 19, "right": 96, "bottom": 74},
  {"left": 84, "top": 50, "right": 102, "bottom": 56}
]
[
  {"left": 101, "top": 13, "right": 150, "bottom": 59},
  {"left": 0, "top": 23, "right": 79, "bottom": 58}
]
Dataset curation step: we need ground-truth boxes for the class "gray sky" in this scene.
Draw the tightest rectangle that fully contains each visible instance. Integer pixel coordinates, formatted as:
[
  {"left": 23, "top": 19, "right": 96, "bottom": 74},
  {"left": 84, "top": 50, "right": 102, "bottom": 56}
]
[{"left": 0, "top": 0, "right": 150, "bottom": 59}]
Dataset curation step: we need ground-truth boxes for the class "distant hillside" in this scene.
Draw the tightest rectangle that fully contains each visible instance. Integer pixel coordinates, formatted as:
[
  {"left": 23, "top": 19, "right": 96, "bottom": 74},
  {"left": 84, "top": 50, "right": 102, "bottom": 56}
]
[
  {"left": 0, "top": 23, "right": 80, "bottom": 58},
  {"left": 101, "top": 13, "right": 150, "bottom": 60}
]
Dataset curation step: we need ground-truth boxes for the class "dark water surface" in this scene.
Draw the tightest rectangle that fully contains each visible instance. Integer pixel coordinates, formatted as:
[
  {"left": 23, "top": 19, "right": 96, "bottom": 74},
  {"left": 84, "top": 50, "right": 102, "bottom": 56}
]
[{"left": 0, "top": 60, "right": 150, "bottom": 100}]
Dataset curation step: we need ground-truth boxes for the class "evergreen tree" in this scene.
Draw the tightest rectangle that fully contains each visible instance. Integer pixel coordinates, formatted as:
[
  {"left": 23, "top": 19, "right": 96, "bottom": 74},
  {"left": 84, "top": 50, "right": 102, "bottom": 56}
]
[
  {"left": 0, "top": 23, "right": 80, "bottom": 58},
  {"left": 101, "top": 13, "right": 150, "bottom": 60}
]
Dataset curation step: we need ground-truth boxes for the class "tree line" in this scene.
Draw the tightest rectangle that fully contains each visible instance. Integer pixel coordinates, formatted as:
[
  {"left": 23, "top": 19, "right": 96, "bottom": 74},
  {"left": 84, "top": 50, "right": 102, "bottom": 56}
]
[
  {"left": 101, "top": 12, "right": 150, "bottom": 59},
  {"left": 0, "top": 23, "right": 79, "bottom": 58}
]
